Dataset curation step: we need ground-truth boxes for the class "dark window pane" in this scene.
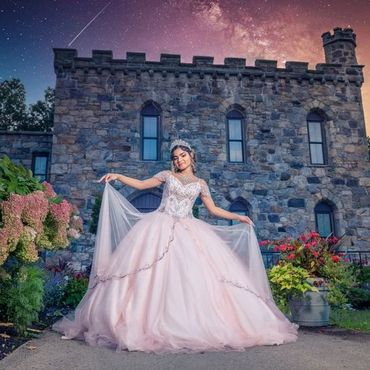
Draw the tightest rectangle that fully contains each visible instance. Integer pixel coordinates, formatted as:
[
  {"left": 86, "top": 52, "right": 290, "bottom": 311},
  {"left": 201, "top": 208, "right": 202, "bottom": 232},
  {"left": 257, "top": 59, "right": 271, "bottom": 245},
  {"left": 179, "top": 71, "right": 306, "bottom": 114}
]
[
  {"left": 316, "top": 213, "right": 332, "bottom": 237},
  {"left": 143, "top": 139, "right": 157, "bottom": 160},
  {"left": 228, "top": 119, "right": 242, "bottom": 140},
  {"left": 229, "top": 141, "right": 243, "bottom": 162},
  {"left": 308, "top": 121, "right": 322, "bottom": 142},
  {"left": 310, "top": 143, "right": 324, "bottom": 164},
  {"left": 143, "top": 116, "right": 158, "bottom": 137},
  {"left": 131, "top": 192, "right": 162, "bottom": 213}
]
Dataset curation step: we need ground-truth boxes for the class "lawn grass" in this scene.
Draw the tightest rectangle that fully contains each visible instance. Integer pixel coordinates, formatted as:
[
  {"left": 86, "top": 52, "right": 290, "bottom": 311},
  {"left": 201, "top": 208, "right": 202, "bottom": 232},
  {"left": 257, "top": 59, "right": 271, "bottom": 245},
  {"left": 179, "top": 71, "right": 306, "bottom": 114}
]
[{"left": 330, "top": 308, "right": 370, "bottom": 333}]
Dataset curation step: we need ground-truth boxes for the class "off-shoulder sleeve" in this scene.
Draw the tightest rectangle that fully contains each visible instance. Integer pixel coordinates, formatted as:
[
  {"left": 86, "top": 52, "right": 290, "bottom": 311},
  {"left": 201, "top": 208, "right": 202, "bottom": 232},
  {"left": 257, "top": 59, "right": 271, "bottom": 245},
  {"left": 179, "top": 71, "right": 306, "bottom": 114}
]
[
  {"left": 200, "top": 179, "right": 211, "bottom": 198},
  {"left": 153, "top": 170, "right": 170, "bottom": 183}
]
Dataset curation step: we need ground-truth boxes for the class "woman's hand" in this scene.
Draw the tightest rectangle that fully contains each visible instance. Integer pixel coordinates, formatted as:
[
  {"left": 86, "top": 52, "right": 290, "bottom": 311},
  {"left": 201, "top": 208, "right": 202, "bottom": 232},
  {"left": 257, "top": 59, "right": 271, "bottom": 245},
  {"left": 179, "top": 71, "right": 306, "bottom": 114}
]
[
  {"left": 237, "top": 215, "right": 255, "bottom": 226},
  {"left": 98, "top": 173, "right": 119, "bottom": 183}
]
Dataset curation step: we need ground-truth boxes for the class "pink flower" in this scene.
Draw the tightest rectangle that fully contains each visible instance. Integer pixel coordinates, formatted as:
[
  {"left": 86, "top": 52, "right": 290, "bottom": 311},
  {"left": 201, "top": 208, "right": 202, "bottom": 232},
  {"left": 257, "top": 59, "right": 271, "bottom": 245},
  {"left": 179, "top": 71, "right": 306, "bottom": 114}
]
[
  {"left": 49, "top": 200, "right": 71, "bottom": 226},
  {"left": 21, "top": 191, "right": 49, "bottom": 233},
  {"left": 259, "top": 240, "right": 270, "bottom": 247},
  {"left": 42, "top": 181, "right": 57, "bottom": 198}
]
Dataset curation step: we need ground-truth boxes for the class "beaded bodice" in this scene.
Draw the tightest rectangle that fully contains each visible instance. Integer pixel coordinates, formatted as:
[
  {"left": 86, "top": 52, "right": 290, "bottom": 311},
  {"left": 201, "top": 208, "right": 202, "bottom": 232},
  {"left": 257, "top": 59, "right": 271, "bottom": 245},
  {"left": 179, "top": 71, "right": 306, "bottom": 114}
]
[{"left": 154, "top": 171, "right": 211, "bottom": 218}]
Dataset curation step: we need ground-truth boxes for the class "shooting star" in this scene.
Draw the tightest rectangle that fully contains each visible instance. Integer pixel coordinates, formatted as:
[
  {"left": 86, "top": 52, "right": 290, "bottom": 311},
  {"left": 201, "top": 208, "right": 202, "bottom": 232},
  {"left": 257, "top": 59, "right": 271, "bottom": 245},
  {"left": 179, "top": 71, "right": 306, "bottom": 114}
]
[{"left": 68, "top": 2, "right": 112, "bottom": 47}]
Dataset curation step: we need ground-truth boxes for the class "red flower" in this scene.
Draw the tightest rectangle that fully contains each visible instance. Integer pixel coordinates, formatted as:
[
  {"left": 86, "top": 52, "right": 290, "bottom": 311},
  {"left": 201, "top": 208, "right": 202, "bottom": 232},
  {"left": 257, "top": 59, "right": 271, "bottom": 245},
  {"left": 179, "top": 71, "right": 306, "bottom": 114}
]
[
  {"left": 287, "top": 253, "right": 296, "bottom": 260},
  {"left": 331, "top": 255, "right": 341, "bottom": 263},
  {"left": 311, "top": 250, "right": 319, "bottom": 258},
  {"left": 309, "top": 231, "right": 320, "bottom": 238}
]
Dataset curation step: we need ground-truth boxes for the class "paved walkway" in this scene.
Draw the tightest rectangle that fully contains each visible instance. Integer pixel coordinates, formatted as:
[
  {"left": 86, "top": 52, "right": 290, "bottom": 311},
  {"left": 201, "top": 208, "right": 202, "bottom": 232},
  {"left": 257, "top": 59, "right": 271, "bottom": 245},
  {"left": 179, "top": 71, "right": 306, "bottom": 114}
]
[{"left": 1, "top": 328, "right": 369, "bottom": 370}]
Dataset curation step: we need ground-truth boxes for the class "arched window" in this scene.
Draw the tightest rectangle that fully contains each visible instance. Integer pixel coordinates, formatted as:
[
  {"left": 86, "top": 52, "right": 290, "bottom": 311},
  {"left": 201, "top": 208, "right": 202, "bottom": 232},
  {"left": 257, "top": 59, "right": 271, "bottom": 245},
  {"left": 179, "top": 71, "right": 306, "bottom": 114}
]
[
  {"left": 307, "top": 111, "right": 326, "bottom": 165},
  {"left": 226, "top": 109, "right": 245, "bottom": 163},
  {"left": 141, "top": 101, "right": 161, "bottom": 161},
  {"left": 229, "top": 197, "right": 251, "bottom": 225},
  {"left": 130, "top": 192, "right": 162, "bottom": 213},
  {"left": 314, "top": 201, "right": 335, "bottom": 237}
]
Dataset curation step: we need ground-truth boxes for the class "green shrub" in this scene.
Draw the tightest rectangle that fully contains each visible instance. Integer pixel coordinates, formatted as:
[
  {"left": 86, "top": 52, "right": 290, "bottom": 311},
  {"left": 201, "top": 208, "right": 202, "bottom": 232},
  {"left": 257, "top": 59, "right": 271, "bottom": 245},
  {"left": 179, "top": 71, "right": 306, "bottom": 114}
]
[
  {"left": 62, "top": 275, "right": 88, "bottom": 308},
  {"left": 88, "top": 194, "right": 102, "bottom": 234},
  {"left": 0, "top": 264, "right": 45, "bottom": 335},
  {"left": 357, "top": 266, "right": 370, "bottom": 284},
  {"left": 0, "top": 155, "right": 43, "bottom": 200},
  {"left": 347, "top": 287, "right": 370, "bottom": 309},
  {"left": 267, "top": 262, "right": 317, "bottom": 313},
  {"left": 321, "top": 258, "right": 357, "bottom": 308}
]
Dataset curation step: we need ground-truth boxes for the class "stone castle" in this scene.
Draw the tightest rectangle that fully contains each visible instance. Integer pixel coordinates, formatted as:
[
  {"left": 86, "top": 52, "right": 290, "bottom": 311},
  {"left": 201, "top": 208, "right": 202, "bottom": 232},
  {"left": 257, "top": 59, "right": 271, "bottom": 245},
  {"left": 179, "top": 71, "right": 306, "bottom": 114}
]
[{"left": 1, "top": 27, "right": 369, "bottom": 270}]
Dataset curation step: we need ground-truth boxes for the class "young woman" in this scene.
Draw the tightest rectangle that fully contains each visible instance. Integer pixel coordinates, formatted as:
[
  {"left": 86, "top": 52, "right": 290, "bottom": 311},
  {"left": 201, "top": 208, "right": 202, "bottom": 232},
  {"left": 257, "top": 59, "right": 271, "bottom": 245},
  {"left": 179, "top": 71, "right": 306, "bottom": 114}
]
[{"left": 53, "top": 139, "right": 298, "bottom": 353}]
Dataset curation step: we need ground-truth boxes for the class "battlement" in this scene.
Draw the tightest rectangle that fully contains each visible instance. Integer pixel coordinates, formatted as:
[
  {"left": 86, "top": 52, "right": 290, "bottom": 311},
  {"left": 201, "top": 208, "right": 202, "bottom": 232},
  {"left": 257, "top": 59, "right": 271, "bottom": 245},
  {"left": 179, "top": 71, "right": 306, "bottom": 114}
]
[
  {"left": 322, "top": 27, "right": 357, "bottom": 47},
  {"left": 53, "top": 47, "right": 363, "bottom": 87}
]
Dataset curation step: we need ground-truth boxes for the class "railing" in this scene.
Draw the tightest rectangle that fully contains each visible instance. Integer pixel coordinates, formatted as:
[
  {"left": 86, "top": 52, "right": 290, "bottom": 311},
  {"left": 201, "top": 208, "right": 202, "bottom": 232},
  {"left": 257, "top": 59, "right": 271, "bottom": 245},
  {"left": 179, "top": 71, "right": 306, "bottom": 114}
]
[
  {"left": 343, "top": 251, "right": 370, "bottom": 266},
  {"left": 260, "top": 250, "right": 370, "bottom": 269}
]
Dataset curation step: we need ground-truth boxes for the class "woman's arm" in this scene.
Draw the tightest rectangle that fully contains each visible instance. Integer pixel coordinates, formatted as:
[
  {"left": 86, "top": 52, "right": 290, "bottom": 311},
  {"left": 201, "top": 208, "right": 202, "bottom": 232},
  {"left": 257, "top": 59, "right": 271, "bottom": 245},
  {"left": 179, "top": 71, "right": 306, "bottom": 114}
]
[
  {"left": 201, "top": 194, "right": 254, "bottom": 226},
  {"left": 98, "top": 173, "right": 162, "bottom": 190}
]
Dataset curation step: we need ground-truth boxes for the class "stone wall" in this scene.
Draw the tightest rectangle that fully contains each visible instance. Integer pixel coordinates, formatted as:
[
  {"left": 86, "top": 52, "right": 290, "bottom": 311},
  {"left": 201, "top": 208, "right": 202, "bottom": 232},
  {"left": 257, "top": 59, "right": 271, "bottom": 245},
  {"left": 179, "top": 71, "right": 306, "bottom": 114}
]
[{"left": 0, "top": 131, "right": 52, "bottom": 173}]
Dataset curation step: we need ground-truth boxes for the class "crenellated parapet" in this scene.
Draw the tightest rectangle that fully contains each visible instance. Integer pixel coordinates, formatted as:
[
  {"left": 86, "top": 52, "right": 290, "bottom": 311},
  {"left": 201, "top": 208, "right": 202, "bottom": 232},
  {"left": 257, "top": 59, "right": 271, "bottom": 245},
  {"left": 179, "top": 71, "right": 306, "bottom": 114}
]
[
  {"left": 54, "top": 46, "right": 364, "bottom": 87},
  {"left": 322, "top": 27, "right": 358, "bottom": 65}
]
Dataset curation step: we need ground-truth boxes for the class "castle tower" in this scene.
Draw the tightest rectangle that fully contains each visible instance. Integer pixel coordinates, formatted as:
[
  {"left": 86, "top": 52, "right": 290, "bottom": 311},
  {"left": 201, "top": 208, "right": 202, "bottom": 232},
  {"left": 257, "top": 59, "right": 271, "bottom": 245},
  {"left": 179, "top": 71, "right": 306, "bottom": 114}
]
[{"left": 322, "top": 27, "right": 357, "bottom": 65}]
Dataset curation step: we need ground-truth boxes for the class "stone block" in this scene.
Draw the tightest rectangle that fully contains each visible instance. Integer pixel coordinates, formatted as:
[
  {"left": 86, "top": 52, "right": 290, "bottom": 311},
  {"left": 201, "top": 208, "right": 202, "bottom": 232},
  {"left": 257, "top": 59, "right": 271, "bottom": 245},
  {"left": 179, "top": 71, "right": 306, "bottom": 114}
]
[
  {"left": 288, "top": 198, "right": 305, "bottom": 208},
  {"left": 192, "top": 56, "right": 214, "bottom": 66},
  {"left": 224, "top": 58, "right": 246, "bottom": 68},
  {"left": 160, "top": 54, "right": 181, "bottom": 65}
]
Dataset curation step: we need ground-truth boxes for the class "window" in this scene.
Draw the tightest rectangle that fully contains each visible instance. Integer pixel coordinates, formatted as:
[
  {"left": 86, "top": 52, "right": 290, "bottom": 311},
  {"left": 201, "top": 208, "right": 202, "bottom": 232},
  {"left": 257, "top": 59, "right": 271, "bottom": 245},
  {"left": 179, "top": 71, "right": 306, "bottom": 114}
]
[
  {"left": 307, "top": 112, "right": 326, "bottom": 165},
  {"left": 32, "top": 152, "right": 49, "bottom": 181},
  {"left": 229, "top": 197, "right": 251, "bottom": 225},
  {"left": 315, "top": 202, "right": 334, "bottom": 237},
  {"left": 141, "top": 101, "right": 161, "bottom": 160},
  {"left": 227, "top": 109, "right": 245, "bottom": 163},
  {"left": 130, "top": 192, "right": 162, "bottom": 213}
]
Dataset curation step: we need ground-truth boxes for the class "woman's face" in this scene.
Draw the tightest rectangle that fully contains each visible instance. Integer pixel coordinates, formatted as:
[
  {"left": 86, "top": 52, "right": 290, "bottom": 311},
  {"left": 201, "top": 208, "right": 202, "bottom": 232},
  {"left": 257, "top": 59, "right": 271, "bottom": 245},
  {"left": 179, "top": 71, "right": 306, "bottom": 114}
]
[{"left": 172, "top": 148, "right": 192, "bottom": 172}]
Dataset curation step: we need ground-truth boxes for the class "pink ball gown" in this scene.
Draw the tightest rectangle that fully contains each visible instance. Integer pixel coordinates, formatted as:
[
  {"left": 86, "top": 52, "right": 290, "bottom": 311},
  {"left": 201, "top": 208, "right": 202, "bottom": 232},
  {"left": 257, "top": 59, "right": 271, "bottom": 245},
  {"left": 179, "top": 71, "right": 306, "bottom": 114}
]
[{"left": 53, "top": 170, "right": 298, "bottom": 353}]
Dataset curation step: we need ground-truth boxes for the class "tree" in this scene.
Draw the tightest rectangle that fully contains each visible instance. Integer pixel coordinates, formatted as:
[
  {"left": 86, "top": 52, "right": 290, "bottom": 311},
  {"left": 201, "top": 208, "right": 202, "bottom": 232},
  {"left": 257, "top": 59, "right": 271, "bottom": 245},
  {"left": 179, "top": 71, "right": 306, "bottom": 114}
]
[
  {"left": 23, "top": 87, "right": 55, "bottom": 132},
  {"left": 0, "top": 78, "right": 54, "bottom": 132},
  {"left": 0, "top": 79, "right": 27, "bottom": 131}
]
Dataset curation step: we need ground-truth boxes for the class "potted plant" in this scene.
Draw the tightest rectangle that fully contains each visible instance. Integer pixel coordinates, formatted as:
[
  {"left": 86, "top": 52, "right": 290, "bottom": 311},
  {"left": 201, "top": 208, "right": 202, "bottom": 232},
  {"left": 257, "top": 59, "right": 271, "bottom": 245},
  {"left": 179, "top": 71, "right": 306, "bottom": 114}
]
[{"left": 264, "top": 231, "right": 354, "bottom": 326}]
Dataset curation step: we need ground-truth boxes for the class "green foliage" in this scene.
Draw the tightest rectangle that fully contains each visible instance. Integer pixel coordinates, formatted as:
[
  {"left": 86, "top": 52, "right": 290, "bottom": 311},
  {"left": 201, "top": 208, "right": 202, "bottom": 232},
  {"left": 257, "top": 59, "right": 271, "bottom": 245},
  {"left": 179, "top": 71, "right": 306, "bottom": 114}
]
[
  {"left": 0, "top": 264, "right": 45, "bottom": 335},
  {"left": 0, "top": 79, "right": 27, "bottom": 131},
  {"left": 356, "top": 266, "right": 370, "bottom": 284},
  {"left": 62, "top": 275, "right": 88, "bottom": 308},
  {"left": 346, "top": 287, "right": 370, "bottom": 309},
  {"left": 89, "top": 194, "right": 102, "bottom": 234},
  {"left": 192, "top": 204, "right": 199, "bottom": 219},
  {"left": 330, "top": 308, "right": 370, "bottom": 333},
  {"left": 0, "top": 155, "right": 43, "bottom": 200},
  {"left": 321, "top": 258, "right": 357, "bottom": 308},
  {"left": 0, "top": 78, "right": 54, "bottom": 132},
  {"left": 22, "top": 87, "right": 54, "bottom": 132},
  {"left": 268, "top": 262, "right": 317, "bottom": 311}
]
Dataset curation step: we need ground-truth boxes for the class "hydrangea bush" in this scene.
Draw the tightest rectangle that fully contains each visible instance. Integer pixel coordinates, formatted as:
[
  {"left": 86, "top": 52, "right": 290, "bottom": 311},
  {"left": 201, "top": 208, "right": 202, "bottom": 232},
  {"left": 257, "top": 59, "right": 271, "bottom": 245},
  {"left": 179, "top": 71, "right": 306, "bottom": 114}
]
[
  {"left": 0, "top": 182, "right": 83, "bottom": 265},
  {"left": 0, "top": 156, "right": 83, "bottom": 334}
]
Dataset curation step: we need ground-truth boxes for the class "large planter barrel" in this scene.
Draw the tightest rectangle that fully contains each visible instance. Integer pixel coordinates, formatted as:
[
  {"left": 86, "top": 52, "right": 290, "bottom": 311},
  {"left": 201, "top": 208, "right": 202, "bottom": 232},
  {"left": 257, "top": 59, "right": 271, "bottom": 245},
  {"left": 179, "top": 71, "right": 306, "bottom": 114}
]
[{"left": 288, "top": 285, "right": 330, "bottom": 326}]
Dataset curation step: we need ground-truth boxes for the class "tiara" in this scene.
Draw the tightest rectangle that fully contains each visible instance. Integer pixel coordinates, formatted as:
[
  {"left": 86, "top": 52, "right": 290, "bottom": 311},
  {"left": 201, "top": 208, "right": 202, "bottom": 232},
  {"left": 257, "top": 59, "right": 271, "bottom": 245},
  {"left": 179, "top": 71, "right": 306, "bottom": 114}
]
[{"left": 170, "top": 139, "right": 192, "bottom": 152}]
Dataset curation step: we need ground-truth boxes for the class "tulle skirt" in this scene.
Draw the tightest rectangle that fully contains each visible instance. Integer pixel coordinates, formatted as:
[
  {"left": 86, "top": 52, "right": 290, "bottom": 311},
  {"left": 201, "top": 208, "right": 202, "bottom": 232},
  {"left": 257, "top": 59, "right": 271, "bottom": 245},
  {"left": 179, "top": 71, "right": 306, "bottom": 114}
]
[{"left": 53, "top": 206, "right": 298, "bottom": 353}]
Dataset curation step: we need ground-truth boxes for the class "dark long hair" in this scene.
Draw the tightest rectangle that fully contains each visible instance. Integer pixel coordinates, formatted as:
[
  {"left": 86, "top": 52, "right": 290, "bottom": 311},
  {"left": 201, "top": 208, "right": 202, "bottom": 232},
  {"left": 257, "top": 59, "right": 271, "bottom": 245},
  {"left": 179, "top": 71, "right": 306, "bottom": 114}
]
[{"left": 170, "top": 145, "right": 196, "bottom": 173}]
